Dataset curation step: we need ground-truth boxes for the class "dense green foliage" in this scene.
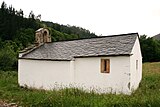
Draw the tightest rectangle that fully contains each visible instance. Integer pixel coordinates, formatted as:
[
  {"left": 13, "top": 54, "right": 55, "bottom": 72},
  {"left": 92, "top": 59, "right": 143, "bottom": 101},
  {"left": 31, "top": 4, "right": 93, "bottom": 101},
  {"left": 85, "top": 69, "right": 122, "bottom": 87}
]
[
  {"left": 0, "top": 2, "right": 41, "bottom": 40},
  {"left": 139, "top": 35, "right": 160, "bottom": 62},
  {"left": 0, "top": 2, "right": 97, "bottom": 71},
  {"left": 0, "top": 62, "right": 160, "bottom": 106}
]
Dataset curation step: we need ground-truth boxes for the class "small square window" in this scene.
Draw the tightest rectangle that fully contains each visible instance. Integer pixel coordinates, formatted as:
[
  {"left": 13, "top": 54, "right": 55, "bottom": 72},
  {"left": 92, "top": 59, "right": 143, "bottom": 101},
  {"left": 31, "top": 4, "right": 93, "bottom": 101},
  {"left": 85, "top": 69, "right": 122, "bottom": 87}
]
[{"left": 101, "top": 59, "right": 110, "bottom": 73}]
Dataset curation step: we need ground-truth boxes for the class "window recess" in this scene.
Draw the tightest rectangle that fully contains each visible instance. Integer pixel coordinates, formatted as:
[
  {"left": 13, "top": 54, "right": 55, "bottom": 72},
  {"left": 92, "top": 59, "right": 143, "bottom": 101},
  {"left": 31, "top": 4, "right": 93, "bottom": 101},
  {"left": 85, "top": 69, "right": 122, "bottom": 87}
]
[{"left": 101, "top": 59, "right": 110, "bottom": 73}]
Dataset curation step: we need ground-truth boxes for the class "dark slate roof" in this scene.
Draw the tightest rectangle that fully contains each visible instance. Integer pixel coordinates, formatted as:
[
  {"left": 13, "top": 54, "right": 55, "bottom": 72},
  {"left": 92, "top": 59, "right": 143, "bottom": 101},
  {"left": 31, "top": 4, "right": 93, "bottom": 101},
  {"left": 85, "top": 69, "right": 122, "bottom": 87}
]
[{"left": 20, "top": 33, "right": 138, "bottom": 60}]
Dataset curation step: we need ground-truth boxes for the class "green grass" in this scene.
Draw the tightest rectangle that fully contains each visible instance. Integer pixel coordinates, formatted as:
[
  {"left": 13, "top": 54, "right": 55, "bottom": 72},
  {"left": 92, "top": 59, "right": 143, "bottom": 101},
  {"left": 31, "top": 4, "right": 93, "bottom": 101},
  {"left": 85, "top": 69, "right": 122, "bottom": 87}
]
[{"left": 0, "top": 62, "right": 160, "bottom": 107}]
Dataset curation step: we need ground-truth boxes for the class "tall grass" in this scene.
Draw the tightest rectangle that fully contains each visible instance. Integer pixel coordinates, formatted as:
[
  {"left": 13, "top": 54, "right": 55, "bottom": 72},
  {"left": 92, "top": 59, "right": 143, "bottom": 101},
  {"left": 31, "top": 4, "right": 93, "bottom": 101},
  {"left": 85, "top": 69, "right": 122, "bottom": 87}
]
[{"left": 0, "top": 62, "right": 160, "bottom": 106}]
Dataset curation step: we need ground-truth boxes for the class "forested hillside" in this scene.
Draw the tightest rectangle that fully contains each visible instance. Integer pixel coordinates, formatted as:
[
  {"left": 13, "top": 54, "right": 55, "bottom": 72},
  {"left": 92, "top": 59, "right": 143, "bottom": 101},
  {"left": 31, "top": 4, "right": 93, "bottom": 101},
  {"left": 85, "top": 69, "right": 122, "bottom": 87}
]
[
  {"left": 43, "top": 21, "right": 97, "bottom": 39},
  {"left": 0, "top": 2, "right": 97, "bottom": 70}
]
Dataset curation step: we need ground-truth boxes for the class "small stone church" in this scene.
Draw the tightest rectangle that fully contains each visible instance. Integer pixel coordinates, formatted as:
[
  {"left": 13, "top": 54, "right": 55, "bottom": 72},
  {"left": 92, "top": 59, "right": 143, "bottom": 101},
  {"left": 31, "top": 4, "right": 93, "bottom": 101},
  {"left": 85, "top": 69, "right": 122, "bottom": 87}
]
[{"left": 18, "top": 28, "right": 142, "bottom": 95}]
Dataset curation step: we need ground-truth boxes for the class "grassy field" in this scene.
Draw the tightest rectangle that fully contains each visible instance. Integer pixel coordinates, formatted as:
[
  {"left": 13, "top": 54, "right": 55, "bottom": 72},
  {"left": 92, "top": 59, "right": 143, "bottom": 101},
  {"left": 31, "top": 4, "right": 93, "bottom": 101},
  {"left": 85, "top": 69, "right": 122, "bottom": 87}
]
[{"left": 0, "top": 62, "right": 160, "bottom": 107}]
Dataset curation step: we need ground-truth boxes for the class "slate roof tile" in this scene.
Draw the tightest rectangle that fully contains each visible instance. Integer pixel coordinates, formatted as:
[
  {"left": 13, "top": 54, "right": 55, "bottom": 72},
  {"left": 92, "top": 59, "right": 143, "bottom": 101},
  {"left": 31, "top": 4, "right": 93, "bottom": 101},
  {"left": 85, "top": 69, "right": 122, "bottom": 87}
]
[{"left": 20, "top": 33, "right": 138, "bottom": 60}]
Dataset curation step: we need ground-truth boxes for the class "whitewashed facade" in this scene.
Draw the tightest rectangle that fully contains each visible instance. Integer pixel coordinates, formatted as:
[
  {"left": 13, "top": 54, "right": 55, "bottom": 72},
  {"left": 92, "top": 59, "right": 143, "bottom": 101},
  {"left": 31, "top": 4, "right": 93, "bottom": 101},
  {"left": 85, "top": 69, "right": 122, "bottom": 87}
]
[{"left": 18, "top": 32, "right": 142, "bottom": 95}]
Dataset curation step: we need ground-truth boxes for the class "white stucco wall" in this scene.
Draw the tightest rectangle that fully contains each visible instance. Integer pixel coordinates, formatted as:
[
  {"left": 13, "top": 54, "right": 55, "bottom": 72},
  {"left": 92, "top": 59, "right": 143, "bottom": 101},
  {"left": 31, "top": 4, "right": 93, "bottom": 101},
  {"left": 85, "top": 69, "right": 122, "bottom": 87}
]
[
  {"left": 18, "top": 59, "right": 71, "bottom": 90},
  {"left": 19, "top": 56, "right": 132, "bottom": 94},
  {"left": 130, "top": 37, "right": 142, "bottom": 91},
  {"left": 74, "top": 56, "right": 131, "bottom": 94}
]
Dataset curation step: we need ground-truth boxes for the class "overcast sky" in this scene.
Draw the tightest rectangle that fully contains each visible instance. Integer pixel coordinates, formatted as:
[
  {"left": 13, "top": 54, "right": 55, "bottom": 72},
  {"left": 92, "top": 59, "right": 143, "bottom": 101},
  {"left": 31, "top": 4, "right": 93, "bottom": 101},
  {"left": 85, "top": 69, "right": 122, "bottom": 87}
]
[{"left": 1, "top": 0, "right": 160, "bottom": 36}]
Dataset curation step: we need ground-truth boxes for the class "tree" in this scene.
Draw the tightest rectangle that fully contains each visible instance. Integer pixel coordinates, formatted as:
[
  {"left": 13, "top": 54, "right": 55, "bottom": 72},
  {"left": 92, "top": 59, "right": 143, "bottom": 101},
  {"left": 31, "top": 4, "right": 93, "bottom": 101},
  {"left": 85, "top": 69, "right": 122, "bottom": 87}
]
[
  {"left": 140, "top": 35, "right": 160, "bottom": 62},
  {"left": 0, "top": 41, "right": 17, "bottom": 70},
  {"left": 16, "top": 9, "right": 24, "bottom": 17},
  {"left": 1, "top": 1, "right": 7, "bottom": 11},
  {"left": 29, "top": 11, "right": 35, "bottom": 19},
  {"left": 14, "top": 28, "right": 35, "bottom": 48}
]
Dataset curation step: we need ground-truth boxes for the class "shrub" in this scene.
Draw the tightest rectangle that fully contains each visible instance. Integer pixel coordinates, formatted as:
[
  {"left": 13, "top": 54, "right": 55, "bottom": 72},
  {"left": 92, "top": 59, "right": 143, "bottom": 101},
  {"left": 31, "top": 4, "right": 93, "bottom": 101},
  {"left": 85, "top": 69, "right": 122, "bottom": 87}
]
[{"left": 0, "top": 43, "right": 17, "bottom": 71}]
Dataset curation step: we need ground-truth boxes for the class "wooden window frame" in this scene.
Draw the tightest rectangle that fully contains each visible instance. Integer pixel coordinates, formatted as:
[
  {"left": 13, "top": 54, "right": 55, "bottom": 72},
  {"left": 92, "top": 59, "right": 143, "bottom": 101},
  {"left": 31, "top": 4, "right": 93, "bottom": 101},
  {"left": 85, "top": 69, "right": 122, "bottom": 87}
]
[{"left": 101, "top": 59, "right": 110, "bottom": 73}]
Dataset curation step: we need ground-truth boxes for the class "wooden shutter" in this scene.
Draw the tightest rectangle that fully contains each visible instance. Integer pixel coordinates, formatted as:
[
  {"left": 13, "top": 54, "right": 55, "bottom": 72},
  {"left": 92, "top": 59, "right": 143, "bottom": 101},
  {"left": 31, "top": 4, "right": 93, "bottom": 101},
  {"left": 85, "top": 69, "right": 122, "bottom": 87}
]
[
  {"left": 101, "top": 59, "right": 110, "bottom": 73},
  {"left": 106, "top": 59, "right": 110, "bottom": 73},
  {"left": 101, "top": 59, "right": 105, "bottom": 73}
]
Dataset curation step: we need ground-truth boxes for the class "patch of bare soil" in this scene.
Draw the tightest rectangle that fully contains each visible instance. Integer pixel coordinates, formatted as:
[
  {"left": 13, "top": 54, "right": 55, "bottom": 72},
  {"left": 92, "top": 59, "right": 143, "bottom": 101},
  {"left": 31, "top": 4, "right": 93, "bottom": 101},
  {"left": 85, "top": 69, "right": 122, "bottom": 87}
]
[{"left": 0, "top": 100, "right": 18, "bottom": 107}]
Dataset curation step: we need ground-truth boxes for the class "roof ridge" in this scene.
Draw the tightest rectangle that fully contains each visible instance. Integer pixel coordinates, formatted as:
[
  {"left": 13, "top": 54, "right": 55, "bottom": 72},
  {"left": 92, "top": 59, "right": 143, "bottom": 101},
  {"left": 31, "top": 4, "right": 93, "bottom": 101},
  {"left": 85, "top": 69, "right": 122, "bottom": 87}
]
[{"left": 48, "top": 32, "right": 138, "bottom": 43}]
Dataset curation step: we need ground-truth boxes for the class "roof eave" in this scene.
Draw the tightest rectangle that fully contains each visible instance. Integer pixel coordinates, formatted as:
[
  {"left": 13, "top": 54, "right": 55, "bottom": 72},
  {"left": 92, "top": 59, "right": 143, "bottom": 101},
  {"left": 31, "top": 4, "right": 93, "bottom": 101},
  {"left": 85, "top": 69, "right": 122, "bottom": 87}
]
[
  {"left": 74, "top": 54, "right": 132, "bottom": 58},
  {"left": 19, "top": 57, "right": 71, "bottom": 61},
  {"left": 19, "top": 54, "right": 132, "bottom": 61}
]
